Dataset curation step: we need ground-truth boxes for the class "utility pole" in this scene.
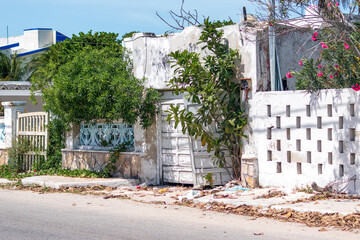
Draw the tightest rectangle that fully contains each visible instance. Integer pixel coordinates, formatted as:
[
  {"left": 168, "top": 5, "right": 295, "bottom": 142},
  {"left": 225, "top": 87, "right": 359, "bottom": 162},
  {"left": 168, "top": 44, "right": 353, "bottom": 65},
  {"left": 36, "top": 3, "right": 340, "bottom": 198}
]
[{"left": 268, "top": 0, "right": 276, "bottom": 91}]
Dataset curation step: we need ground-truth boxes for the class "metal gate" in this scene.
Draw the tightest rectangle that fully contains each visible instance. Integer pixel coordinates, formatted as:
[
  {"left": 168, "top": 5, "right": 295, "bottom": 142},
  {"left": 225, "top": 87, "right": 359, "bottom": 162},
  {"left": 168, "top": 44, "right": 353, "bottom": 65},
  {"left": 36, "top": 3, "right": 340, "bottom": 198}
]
[
  {"left": 159, "top": 92, "right": 193, "bottom": 184},
  {"left": 185, "top": 101, "right": 233, "bottom": 186},
  {"left": 16, "top": 112, "right": 48, "bottom": 170},
  {"left": 158, "top": 91, "right": 232, "bottom": 185}
]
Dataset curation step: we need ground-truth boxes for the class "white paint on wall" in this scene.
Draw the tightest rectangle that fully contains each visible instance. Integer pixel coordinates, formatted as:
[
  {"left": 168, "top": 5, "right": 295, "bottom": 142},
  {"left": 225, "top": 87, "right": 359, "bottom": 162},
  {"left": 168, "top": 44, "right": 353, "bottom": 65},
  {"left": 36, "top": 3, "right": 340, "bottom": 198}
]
[
  {"left": 252, "top": 89, "right": 360, "bottom": 193},
  {"left": 123, "top": 24, "right": 261, "bottom": 91}
]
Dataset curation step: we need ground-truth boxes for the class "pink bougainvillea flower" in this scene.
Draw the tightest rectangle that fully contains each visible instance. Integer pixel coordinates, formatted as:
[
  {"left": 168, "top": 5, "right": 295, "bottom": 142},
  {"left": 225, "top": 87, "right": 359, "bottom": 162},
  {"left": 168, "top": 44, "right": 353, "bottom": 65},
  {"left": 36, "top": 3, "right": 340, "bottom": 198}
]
[
  {"left": 318, "top": 72, "right": 324, "bottom": 77},
  {"left": 336, "top": 2, "right": 339, "bottom": 6},
  {"left": 321, "top": 42, "right": 329, "bottom": 48},
  {"left": 352, "top": 84, "right": 360, "bottom": 91},
  {"left": 318, "top": 65, "right": 322, "bottom": 68},
  {"left": 329, "top": 75, "right": 334, "bottom": 79},
  {"left": 335, "top": 64, "right": 339, "bottom": 68},
  {"left": 299, "top": 60, "right": 303, "bottom": 66},
  {"left": 286, "top": 72, "right": 293, "bottom": 78},
  {"left": 344, "top": 43, "right": 350, "bottom": 49},
  {"left": 314, "top": 32, "right": 319, "bottom": 36},
  {"left": 328, "top": 2, "right": 331, "bottom": 6},
  {"left": 312, "top": 35, "right": 317, "bottom": 41}
]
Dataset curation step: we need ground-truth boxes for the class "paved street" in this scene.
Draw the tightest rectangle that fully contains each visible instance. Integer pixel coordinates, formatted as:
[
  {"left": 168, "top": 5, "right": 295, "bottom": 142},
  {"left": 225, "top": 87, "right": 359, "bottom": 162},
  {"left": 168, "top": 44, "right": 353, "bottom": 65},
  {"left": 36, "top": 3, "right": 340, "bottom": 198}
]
[{"left": 0, "top": 189, "right": 357, "bottom": 240}]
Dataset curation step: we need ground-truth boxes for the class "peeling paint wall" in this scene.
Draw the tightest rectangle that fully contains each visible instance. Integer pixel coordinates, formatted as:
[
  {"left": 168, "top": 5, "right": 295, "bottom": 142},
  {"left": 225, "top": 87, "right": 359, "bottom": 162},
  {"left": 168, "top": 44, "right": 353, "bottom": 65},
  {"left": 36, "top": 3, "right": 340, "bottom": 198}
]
[
  {"left": 123, "top": 22, "right": 320, "bottom": 186},
  {"left": 123, "top": 24, "right": 261, "bottom": 91},
  {"left": 62, "top": 121, "right": 158, "bottom": 184},
  {"left": 62, "top": 149, "right": 140, "bottom": 179}
]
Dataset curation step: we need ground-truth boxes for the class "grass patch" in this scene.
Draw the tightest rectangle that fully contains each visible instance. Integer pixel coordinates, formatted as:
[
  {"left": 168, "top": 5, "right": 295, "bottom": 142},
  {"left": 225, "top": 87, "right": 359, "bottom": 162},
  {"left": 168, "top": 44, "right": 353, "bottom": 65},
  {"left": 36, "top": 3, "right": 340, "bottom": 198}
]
[{"left": 0, "top": 165, "right": 110, "bottom": 181}]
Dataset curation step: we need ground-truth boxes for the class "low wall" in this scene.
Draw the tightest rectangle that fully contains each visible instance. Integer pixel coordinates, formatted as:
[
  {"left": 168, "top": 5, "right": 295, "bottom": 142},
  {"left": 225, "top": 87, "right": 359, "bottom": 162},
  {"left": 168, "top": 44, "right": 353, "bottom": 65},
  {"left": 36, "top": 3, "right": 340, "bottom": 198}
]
[
  {"left": 62, "top": 149, "right": 141, "bottom": 179},
  {"left": 0, "top": 149, "right": 8, "bottom": 165},
  {"left": 241, "top": 157, "right": 259, "bottom": 188},
  {"left": 251, "top": 88, "right": 360, "bottom": 193}
]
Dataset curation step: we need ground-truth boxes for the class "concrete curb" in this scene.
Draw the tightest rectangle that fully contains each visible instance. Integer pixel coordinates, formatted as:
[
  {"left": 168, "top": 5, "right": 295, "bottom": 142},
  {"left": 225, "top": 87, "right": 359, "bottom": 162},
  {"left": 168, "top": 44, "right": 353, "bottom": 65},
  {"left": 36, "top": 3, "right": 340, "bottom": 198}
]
[
  {"left": 0, "top": 179, "right": 16, "bottom": 185},
  {"left": 21, "top": 176, "right": 140, "bottom": 189}
]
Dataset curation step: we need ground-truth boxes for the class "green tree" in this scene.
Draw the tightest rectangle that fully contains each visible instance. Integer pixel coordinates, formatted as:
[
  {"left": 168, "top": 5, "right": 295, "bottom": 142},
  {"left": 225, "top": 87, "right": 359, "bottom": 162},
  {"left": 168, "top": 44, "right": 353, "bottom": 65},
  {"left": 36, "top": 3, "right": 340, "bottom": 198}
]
[
  {"left": 0, "top": 52, "right": 24, "bottom": 81},
  {"left": 166, "top": 19, "right": 247, "bottom": 179},
  {"left": 30, "top": 31, "right": 159, "bottom": 128},
  {"left": 251, "top": 0, "right": 360, "bottom": 91},
  {"left": 294, "top": 27, "right": 360, "bottom": 92}
]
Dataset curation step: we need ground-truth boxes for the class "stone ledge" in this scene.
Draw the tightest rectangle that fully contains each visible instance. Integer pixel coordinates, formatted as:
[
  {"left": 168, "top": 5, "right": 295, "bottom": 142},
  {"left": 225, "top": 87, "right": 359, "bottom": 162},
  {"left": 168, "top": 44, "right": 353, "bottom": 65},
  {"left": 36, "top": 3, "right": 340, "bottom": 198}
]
[
  {"left": 21, "top": 176, "right": 140, "bottom": 189},
  {"left": 62, "top": 149, "right": 143, "bottom": 155}
]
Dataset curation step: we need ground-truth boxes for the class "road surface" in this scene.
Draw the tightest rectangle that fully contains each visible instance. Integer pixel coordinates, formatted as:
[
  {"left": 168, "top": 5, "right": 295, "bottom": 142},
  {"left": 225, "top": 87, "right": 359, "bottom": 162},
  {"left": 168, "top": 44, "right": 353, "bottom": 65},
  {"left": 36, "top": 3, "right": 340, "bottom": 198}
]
[{"left": 0, "top": 189, "right": 357, "bottom": 240}]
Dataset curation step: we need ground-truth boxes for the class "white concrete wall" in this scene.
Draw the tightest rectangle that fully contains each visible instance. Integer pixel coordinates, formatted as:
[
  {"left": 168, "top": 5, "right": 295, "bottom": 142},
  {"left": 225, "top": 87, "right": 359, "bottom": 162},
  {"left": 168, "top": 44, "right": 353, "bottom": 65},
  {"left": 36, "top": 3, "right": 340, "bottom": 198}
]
[
  {"left": 123, "top": 24, "right": 260, "bottom": 91},
  {"left": 23, "top": 29, "right": 53, "bottom": 50},
  {"left": 252, "top": 89, "right": 360, "bottom": 193}
]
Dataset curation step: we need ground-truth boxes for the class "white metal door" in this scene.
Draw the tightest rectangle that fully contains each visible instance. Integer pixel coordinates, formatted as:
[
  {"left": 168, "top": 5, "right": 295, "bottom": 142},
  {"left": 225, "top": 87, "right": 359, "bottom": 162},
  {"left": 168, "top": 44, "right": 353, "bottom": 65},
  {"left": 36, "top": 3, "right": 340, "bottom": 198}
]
[{"left": 159, "top": 92, "right": 193, "bottom": 184}]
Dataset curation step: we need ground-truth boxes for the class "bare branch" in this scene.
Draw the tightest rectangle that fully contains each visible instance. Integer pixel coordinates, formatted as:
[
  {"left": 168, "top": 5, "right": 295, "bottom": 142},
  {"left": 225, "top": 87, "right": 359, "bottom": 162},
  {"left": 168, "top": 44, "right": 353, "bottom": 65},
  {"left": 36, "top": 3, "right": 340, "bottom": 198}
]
[
  {"left": 156, "top": 0, "right": 201, "bottom": 32},
  {"left": 156, "top": 11, "right": 183, "bottom": 30}
]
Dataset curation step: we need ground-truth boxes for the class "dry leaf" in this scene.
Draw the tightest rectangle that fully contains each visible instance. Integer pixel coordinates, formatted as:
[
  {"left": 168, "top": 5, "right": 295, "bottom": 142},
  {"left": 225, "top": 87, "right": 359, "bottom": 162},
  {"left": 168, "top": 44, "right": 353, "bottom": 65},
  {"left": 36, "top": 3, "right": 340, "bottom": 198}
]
[
  {"left": 254, "top": 232, "right": 264, "bottom": 236},
  {"left": 159, "top": 188, "right": 168, "bottom": 194},
  {"left": 318, "top": 228, "right": 327, "bottom": 232}
]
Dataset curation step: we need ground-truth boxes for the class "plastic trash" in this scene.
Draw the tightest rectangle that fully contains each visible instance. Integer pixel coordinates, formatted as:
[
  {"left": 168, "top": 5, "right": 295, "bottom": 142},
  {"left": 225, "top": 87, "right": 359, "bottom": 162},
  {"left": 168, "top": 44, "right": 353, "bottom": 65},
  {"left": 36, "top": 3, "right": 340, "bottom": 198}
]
[
  {"left": 225, "top": 186, "right": 251, "bottom": 191},
  {"left": 178, "top": 190, "right": 202, "bottom": 201}
]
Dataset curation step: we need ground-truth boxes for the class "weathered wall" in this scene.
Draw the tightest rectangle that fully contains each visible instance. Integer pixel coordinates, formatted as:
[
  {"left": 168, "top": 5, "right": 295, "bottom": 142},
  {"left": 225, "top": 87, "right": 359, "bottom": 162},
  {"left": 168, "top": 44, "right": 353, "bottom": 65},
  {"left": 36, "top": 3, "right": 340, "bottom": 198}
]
[
  {"left": 62, "top": 149, "right": 141, "bottom": 179},
  {"left": 252, "top": 88, "right": 360, "bottom": 193},
  {"left": 63, "top": 120, "right": 158, "bottom": 184},
  {"left": 123, "top": 24, "right": 260, "bottom": 91},
  {"left": 124, "top": 24, "right": 263, "bottom": 184},
  {"left": 276, "top": 28, "right": 318, "bottom": 90},
  {"left": 0, "top": 149, "right": 8, "bottom": 165},
  {"left": 133, "top": 119, "right": 158, "bottom": 184},
  {"left": 241, "top": 157, "right": 259, "bottom": 188}
]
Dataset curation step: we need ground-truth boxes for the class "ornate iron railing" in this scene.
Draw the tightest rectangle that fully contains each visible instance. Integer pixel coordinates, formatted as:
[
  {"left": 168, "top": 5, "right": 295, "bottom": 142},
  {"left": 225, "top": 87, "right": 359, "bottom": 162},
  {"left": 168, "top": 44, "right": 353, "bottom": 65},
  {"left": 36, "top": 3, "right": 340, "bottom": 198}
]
[{"left": 79, "top": 123, "right": 134, "bottom": 147}]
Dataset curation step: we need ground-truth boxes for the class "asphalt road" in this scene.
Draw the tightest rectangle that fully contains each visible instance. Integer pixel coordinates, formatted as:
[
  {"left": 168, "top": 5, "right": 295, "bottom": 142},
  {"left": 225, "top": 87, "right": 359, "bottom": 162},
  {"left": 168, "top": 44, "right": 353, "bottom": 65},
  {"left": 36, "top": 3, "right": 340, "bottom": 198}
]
[{"left": 0, "top": 189, "right": 357, "bottom": 240}]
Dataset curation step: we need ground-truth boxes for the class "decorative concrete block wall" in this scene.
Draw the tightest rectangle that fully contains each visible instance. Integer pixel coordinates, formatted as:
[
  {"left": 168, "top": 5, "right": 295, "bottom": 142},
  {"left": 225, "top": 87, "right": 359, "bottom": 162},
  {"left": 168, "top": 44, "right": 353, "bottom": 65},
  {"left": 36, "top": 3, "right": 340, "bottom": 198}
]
[{"left": 252, "top": 89, "right": 360, "bottom": 193}]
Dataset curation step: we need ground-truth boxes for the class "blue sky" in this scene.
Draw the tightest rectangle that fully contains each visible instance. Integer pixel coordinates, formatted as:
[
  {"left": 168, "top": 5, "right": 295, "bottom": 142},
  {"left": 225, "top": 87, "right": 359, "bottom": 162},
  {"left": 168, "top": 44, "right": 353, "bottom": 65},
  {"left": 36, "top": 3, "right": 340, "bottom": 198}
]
[{"left": 0, "top": 0, "right": 258, "bottom": 39}]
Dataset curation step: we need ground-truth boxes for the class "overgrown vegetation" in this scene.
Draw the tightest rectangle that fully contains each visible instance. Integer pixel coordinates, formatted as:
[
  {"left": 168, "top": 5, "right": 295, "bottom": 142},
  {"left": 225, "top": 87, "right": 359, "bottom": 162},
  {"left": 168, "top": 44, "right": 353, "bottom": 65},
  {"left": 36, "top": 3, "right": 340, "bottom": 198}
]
[
  {"left": 294, "top": 27, "right": 360, "bottom": 92},
  {"left": 33, "top": 118, "right": 65, "bottom": 171},
  {"left": 26, "top": 31, "right": 160, "bottom": 175},
  {"left": 0, "top": 52, "right": 24, "bottom": 81},
  {"left": 0, "top": 165, "right": 108, "bottom": 180},
  {"left": 30, "top": 31, "right": 160, "bottom": 129},
  {"left": 166, "top": 19, "right": 247, "bottom": 179},
  {"left": 103, "top": 142, "right": 130, "bottom": 175},
  {"left": 251, "top": 0, "right": 360, "bottom": 91},
  {"left": 8, "top": 138, "right": 34, "bottom": 171}
]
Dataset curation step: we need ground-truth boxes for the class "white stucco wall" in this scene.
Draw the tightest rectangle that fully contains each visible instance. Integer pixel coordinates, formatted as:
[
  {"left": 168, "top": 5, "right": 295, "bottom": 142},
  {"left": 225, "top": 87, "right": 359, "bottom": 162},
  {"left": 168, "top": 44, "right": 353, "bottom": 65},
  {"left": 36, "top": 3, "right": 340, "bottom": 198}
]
[
  {"left": 252, "top": 89, "right": 360, "bottom": 193},
  {"left": 123, "top": 24, "right": 260, "bottom": 91}
]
